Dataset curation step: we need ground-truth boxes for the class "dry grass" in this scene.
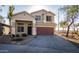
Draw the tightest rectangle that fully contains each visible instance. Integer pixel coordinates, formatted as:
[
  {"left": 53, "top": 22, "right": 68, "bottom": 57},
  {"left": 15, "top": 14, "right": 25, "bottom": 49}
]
[{"left": 58, "top": 31, "right": 79, "bottom": 40}]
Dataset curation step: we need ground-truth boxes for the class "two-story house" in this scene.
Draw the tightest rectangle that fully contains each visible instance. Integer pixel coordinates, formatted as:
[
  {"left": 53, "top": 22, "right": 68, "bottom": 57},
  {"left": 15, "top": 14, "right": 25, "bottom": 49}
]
[{"left": 11, "top": 9, "right": 56, "bottom": 35}]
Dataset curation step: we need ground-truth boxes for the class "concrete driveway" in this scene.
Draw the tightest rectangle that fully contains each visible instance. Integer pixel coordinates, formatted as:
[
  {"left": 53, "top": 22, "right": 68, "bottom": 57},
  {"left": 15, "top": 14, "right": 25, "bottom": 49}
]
[{"left": 0, "top": 35, "right": 79, "bottom": 53}]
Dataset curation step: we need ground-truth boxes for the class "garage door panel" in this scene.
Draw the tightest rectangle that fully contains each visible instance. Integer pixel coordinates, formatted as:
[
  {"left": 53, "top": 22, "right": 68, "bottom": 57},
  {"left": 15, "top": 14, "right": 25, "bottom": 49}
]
[{"left": 37, "top": 27, "right": 54, "bottom": 35}]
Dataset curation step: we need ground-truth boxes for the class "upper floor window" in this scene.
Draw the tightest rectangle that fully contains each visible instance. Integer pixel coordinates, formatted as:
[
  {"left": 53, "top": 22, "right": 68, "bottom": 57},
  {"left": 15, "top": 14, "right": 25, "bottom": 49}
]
[
  {"left": 35, "top": 15, "right": 41, "bottom": 21},
  {"left": 46, "top": 16, "right": 52, "bottom": 21}
]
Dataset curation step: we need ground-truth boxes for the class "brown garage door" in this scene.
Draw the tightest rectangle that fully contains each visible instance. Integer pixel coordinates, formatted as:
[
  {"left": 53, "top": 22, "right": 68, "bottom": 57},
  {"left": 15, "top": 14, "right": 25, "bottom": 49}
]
[{"left": 37, "top": 27, "right": 54, "bottom": 35}]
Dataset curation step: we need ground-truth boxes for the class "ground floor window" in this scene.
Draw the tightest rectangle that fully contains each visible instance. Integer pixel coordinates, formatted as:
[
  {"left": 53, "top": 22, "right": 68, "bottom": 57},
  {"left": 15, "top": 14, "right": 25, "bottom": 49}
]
[{"left": 17, "top": 26, "right": 24, "bottom": 32}]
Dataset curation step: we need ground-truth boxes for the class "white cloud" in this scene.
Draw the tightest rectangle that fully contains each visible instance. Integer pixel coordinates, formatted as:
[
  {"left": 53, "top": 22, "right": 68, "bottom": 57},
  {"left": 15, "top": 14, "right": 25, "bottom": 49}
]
[{"left": 26, "top": 5, "right": 49, "bottom": 13}]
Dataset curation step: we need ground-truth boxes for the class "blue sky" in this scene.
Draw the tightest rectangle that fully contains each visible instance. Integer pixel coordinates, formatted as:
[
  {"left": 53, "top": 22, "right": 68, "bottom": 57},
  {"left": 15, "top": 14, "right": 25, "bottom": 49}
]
[
  {"left": 0, "top": 5, "right": 79, "bottom": 26},
  {"left": 0, "top": 5, "right": 65, "bottom": 25}
]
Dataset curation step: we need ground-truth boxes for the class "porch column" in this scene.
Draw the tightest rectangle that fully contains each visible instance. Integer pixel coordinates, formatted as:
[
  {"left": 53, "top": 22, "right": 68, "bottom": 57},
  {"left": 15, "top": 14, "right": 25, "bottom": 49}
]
[
  {"left": 32, "top": 20, "right": 37, "bottom": 35},
  {"left": 11, "top": 19, "right": 16, "bottom": 34}
]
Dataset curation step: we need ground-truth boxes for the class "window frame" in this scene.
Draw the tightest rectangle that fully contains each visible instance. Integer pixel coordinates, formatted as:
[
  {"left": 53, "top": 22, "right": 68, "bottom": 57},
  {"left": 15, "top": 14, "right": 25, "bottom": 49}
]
[
  {"left": 46, "top": 16, "right": 52, "bottom": 22},
  {"left": 35, "top": 15, "right": 41, "bottom": 22},
  {"left": 17, "top": 22, "right": 25, "bottom": 32},
  {"left": 17, "top": 26, "right": 24, "bottom": 32}
]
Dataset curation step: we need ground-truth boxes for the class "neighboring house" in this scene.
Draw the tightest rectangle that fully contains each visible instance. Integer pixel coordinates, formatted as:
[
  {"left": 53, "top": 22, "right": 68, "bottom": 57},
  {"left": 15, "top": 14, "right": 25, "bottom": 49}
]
[
  {"left": 0, "top": 15, "right": 10, "bottom": 35},
  {"left": 0, "top": 23, "right": 10, "bottom": 35},
  {"left": 11, "top": 9, "right": 56, "bottom": 35}
]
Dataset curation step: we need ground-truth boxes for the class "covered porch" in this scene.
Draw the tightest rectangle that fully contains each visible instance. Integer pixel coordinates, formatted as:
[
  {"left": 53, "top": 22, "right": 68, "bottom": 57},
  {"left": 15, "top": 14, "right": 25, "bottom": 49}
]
[{"left": 11, "top": 20, "right": 36, "bottom": 36}]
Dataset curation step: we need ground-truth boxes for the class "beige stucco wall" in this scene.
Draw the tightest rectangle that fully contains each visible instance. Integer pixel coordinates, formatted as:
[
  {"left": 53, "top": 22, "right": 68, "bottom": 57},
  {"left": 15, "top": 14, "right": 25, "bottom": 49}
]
[
  {"left": 11, "top": 11, "right": 36, "bottom": 35},
  {"left": 31, "top": 10, "right": 55, "bottom": 28},
  {"left": 12, "top": 12, "right": 35, "bottom": 22},
  {"left": 31, "top": 10, "right": 55, "bottom": 23},
  {"left": 32, "top": 23, "right": 37, "bottom": 35},
  {"left": 35, "top": 23, "right": 56, "bottom": 28},
  {"left": 3, "top": 26, "right": 10, "bottom": 35}
]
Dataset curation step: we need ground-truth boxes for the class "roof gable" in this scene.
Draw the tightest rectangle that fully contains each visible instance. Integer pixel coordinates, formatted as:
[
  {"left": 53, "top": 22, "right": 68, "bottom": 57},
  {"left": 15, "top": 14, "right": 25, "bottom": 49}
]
[
  {"left": 31, "top": 9, "right": 55, "bottom": 15},
  {"left": 13, "top": 11, "right": 34, "bottom": 18},
  {"left": 12, "top": 11, "right": 35, "bottom": 22}
]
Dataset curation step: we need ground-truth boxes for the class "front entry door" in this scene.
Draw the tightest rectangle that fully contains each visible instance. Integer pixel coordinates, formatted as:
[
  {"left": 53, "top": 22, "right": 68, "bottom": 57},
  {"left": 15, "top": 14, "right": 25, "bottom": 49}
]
[{"left": 28, "top": 27, "right": 32, "bottom": 35}]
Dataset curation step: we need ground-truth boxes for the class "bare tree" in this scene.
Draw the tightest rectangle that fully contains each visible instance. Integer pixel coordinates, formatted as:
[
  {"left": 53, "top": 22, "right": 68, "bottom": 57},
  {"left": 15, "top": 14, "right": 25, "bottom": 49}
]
[{"left": 62, "top": 5, "right": 79, "bottom": 37}]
